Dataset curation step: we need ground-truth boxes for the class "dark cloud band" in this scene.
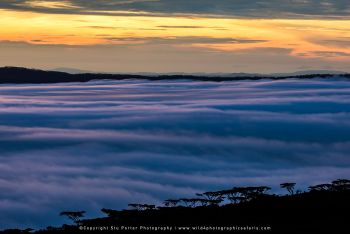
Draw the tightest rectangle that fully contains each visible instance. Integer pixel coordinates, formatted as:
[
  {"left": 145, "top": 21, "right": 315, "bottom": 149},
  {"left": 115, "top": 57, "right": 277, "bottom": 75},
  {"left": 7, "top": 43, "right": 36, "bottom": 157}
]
[{"left": 1, "top": 0, "right": 350, "bottom": 18}]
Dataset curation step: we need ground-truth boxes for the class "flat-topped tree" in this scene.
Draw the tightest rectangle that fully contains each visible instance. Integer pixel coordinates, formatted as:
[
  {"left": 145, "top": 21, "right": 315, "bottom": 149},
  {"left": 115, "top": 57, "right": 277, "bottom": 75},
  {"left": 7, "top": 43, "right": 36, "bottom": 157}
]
[
  {"left": 60, "top": 211, "right": 86, "bottom": 224},
  {"left": 256, "top": 186, "right": 271, "bottom": 194},
  {"left": 200, "top": 191, "right": 225, "bottom": 201},
  {"left": 223, "top": 186, "right": 271, "bottom": 202},
  {"left": 179, "top": 198, "right": 210, "bottom": 207},
  {"left": 309, "top": 184, "right": 332, "bottom": 192},
  {"left": 101, "top": 208, "right": 121, "bottom": 218},
  {"left": 215, "top": 188, "right": 242, "bottom": 204},
  {"left": 196, "top": 192, "right": 225, "bottom": 206},
  {"left": 242, "top": 186, "right": 271, "bottom": 199},
  {"left": 280, "top": 183, "right": 296, "bottom": 195},
  {"left": 128, "top": 204, "right": 156, "bottom": 211},
  {"left": 163, "top": 199, "right": 181, "bottom": 207},
  {"left": 178, "top": 198, "right": 191, "bottom": 207},
  {"left": 208, "top": 198, "right": 224, "bottom": 206},
  {"left": 196, "top": 198, "right": 210, "bottom": 206},
  {"left": 331, "top": 179, "right": 350, "bottom": 191},
  {"left": 179, "top": 198, "right": 196, "bottom": 208}
]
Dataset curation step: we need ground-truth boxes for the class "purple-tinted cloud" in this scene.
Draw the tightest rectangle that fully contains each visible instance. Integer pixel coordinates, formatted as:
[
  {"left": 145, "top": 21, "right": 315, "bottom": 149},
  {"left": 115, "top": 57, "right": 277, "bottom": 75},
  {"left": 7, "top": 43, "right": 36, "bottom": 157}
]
[{"left": 0, "top": 78, "right": 350, "bottom": 229}]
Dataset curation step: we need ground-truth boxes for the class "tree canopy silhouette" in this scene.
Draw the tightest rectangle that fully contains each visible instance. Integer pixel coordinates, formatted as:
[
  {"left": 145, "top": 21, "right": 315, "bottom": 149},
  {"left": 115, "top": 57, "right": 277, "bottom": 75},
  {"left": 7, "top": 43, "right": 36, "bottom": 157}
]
[
  {"left": 280, "top": 183, "right": 296, "bottom": 195},
  {"left": 2, "top": 179, "right": 350, "bottom": 234},
  {"left": 59, "top": 211, "right": 85, "bottom": 224}
]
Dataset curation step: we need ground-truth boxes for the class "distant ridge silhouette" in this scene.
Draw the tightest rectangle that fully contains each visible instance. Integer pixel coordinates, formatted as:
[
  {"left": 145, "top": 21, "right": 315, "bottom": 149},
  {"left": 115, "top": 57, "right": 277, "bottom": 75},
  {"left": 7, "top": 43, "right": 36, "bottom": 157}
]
[{"left": 0, "top": 67, "right": 349, "bottom": 84}]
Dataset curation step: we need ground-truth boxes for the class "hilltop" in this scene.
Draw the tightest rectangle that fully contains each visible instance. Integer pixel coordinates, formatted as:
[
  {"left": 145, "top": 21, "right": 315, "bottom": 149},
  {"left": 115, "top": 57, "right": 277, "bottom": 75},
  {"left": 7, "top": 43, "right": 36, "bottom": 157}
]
[{"left": 0, "top": 67, "right": 349, "bottom": 84}]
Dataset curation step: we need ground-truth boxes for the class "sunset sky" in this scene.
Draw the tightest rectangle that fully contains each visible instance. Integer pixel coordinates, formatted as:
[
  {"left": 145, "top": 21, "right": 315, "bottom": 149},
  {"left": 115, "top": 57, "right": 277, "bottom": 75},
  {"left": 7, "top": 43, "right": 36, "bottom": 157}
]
[{"left": 1, "top": 0, "right": 350, "bottom": 73}]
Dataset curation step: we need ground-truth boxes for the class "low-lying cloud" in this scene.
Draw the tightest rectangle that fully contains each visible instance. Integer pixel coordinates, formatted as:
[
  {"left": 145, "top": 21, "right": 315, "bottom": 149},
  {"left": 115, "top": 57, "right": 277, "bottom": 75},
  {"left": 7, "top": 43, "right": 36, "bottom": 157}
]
[{"left": 0, "top": 78, "right": 350, "bottom": 229}]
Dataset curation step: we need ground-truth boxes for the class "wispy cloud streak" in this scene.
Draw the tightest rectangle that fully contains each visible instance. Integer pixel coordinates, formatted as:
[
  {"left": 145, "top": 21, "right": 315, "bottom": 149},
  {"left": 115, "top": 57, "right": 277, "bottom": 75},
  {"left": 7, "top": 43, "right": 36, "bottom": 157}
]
[{"left": 1, "top": 0, "right": 350, "bottom": 18}]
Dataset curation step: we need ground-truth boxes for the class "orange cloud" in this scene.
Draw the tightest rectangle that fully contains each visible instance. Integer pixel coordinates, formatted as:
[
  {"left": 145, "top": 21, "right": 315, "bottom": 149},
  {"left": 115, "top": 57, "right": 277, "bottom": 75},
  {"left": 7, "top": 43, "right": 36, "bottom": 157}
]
[{"left": 0, "top": 9, "right": 350, "bottom": 62}]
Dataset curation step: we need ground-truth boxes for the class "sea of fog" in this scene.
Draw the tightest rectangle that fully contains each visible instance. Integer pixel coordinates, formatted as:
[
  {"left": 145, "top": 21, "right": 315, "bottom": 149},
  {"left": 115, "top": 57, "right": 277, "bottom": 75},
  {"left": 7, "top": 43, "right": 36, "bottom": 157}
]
[{"left": 1, "top": 78, "right": 350, "bottom": 229}]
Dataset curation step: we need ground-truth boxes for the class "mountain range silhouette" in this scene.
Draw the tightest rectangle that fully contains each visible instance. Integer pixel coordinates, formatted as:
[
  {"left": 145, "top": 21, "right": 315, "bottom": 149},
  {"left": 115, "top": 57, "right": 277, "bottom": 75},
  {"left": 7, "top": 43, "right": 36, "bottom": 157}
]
[{"left": 1, "top": 67, "right": 349, "bottom": 84}]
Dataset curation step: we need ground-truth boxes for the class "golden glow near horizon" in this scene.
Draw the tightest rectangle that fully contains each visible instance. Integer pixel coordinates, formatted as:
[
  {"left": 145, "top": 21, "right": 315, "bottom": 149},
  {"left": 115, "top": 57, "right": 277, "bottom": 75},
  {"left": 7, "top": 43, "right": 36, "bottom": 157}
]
[
  {"left": 1, "top": 8, "right": 350, "bottom": 62},
  {"left": 24, "top": 0, "right": 80, "bottom": 9}
]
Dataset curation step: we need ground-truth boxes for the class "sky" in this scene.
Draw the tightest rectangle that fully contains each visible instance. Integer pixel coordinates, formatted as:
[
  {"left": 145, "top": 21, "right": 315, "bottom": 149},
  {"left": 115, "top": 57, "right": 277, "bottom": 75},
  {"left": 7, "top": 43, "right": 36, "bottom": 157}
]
[
  {"left": 0, "top": 0, "right": 350, "bottom": 73},
  {"left": 1, "top": 78, "right": 350, "bottom": 229}
]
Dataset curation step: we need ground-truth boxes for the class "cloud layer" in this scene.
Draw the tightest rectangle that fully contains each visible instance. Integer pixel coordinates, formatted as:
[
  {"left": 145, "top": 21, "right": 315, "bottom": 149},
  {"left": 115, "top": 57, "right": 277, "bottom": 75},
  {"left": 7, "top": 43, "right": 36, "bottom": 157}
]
[
  {"left": 1, "top": 78, "right": 350, "bottom": 229},
  {"left": 1, "top": 0, "right": 350, "bottom": 18}
]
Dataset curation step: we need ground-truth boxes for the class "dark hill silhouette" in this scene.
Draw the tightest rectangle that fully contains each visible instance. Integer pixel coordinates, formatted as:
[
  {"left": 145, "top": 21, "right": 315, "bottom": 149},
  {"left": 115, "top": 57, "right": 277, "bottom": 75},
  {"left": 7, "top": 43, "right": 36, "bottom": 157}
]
[
  {"left": 1, "top": 179, "right": 349, "bottom": 233},
  {"left": 0, "top": 67, "right": 350, "bottom": 84}
]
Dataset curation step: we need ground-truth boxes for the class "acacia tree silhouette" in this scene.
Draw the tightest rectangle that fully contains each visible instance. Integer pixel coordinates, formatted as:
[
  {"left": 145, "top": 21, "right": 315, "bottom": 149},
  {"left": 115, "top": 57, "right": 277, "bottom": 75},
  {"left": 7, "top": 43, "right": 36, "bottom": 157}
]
[
  {"left": 280, "top": 183, "right": 296, "bottom": 195},
  {"left": 46, "top": 178, "right": 350, "bottom": 234},
  {"left": 240, "top": 186, "right": 271, "bottom": 201},
  {"left": 101, "top": 208, "right": 121, "bottom": 218},
  {"left": 179, "top": 198, "right": 193, "bottom": 207},
  {"left": 309, "top": 183, "right": 332, "bottom": 192},
  {"left": 163, "top": 199, "right": 181, "bottom": 207},
  {"left": 196, "top": 191, "right": 225, "bottom": 206},
  {"left": 332, "top": 179, "right": 350, "bottom": 191},
  {"left": 60, "top": 211, "right": 85, "bottom": 224},
  {"left": 128, "top": 204, "right": 156, "bottom": 211}
]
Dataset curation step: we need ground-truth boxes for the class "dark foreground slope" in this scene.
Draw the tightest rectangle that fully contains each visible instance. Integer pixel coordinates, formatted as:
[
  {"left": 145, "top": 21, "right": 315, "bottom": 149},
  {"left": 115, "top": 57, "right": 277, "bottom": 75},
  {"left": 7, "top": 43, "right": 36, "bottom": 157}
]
[
  {"left": 1, "top": 180, "right": 349, "bottom": 234},
  {"left": 79, "top": 191, "right": 349, "bottom": 234},
  {"left": 1, "top": 67, "right": 350, "bottom": 84}
]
